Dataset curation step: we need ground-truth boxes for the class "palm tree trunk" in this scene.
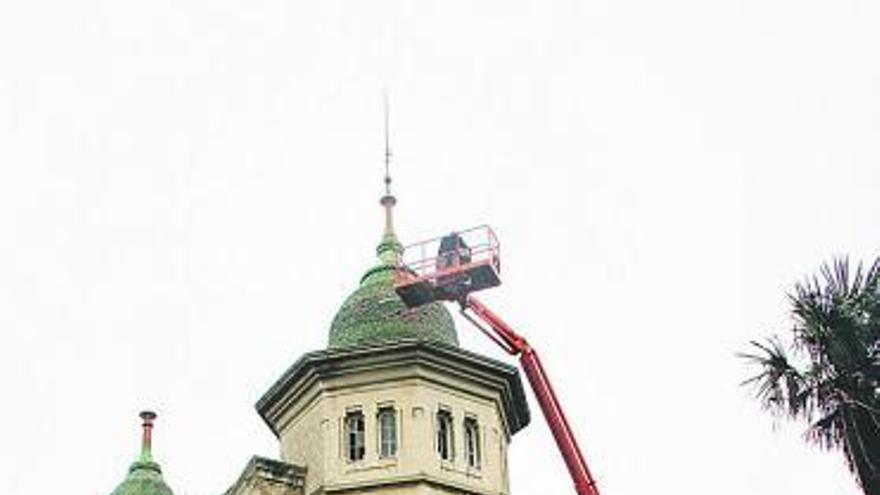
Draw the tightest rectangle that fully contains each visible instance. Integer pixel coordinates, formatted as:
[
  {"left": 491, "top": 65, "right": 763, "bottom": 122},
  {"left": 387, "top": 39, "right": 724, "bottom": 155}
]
[{"left": 844, "top": 407, "right": 880, "bottom": 495}]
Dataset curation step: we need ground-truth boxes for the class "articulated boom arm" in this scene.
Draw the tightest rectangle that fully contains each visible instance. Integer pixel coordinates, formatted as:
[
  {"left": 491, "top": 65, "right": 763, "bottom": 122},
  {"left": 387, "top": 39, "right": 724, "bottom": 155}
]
[{"left": 460, "top": 295, "right": 601, "bottom": 495}]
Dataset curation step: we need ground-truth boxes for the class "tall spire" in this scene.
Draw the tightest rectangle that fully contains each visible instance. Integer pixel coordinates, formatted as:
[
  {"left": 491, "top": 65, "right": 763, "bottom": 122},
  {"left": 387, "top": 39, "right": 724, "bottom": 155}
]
[
  {"left": 377, "top": 93, "right": 402, "bottom": 264},
  {"left": 138, "top": 410, "right": 157, "bottom": 463},
  {"left": 383, "top": 89, "right": 392, "bottom": 197}
]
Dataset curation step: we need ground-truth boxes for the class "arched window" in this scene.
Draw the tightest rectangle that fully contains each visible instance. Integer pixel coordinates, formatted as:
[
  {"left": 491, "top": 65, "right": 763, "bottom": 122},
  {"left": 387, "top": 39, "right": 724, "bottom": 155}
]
[
  {"left": 436, "top": 409, "right": 454, "bottom": 461},
  {"left": 378, "top": 407, "right": 397, "bottom": 458},
  {"left": 345, "top": 410, "right": 365, "bottom": 461},
  {"left": 464, "top": 417, "right": 481, "bottom": 468}
]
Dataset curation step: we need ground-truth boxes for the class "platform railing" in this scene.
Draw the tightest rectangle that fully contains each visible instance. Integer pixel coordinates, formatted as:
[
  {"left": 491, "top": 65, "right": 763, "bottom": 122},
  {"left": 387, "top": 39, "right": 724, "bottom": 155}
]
[{"left": 394, "top": 225, "right": 500, "bottom": 287}]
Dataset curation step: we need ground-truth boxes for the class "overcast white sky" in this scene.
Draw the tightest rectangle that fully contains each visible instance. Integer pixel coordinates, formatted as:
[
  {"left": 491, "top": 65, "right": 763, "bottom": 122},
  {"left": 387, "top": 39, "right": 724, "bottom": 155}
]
[{"left": 1, "top": 1, "right": 878, "bottom": 494}]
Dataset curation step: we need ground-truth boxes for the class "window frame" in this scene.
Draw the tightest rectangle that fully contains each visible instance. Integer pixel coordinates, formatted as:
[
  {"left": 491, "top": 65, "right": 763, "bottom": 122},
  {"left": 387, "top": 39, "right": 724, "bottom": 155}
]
[
  {"left": 377, "top": 406, "right": 398, "bottom": 459},
  {"left": 463, "top": 416, "right": 481, "bottom": 469},
  {"left": 436, "top": 407, "right": 454, "bottom": 461},
  {"left": 344, "top": 409, "right": 366, "bottom": 462}
]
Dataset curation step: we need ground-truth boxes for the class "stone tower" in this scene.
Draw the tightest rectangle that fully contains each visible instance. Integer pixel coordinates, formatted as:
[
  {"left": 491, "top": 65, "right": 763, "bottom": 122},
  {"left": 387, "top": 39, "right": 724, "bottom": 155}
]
[{"left": 245, "top": 190, "right": 531, "bottom": 495}]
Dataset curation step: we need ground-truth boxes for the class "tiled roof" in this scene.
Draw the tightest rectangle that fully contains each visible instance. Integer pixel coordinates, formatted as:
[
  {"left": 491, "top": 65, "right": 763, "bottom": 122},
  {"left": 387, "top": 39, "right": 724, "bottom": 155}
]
[
  {"left": 109, "top": 461, "right": 174, "bottom": 495},
  {"left": 328, "top": 201, "right": 458, "bottom": 349}
]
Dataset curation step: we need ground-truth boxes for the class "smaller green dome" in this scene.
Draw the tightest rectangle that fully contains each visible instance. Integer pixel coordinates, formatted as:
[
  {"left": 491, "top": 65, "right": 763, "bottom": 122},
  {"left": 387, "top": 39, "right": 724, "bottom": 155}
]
[
  {"left": 109, "top": 412, "right": 175, "bottom": 495},
  {"left": 110, "top": 461, "right": 174, "bottom": 495},
  {"left": 328, "top": 194, "right": 458, "bottom": 349}
]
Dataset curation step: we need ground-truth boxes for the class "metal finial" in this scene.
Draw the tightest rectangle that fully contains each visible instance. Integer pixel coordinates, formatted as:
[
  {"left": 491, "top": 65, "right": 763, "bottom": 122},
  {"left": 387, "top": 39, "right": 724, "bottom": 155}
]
[
  {"left": 139, "top": 410, "right": 157, "bottom": 461},
  {"left": 383, "top": 90, "right": 392, "bottom": 195},
  {"left": 378, "top": 90, "right": 399, "bottom": 246}
]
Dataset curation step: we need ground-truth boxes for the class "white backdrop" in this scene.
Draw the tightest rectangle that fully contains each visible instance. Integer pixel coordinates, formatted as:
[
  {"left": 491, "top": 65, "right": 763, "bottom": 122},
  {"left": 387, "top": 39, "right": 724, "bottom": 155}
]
[{"left": 0, "top": 1, "right": 878, "bottom": 494}]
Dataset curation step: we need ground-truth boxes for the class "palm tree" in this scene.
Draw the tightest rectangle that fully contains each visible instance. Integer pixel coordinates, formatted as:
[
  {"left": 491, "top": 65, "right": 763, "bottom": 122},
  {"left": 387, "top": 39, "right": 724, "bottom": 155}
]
[{"left": 740, "top": 256, "right": 880, "bottom": 494}]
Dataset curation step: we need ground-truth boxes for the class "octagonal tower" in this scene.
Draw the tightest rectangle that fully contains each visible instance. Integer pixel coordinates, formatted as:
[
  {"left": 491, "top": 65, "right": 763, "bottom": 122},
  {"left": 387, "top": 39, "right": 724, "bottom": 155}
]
[{"left": 253, "top": 188, "right": 530, "bottom": 495}]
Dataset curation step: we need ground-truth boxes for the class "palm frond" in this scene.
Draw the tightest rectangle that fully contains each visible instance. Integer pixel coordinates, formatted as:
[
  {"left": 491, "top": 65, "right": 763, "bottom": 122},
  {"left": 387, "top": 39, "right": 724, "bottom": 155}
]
[{"left": 738, "top": 337, "right": 811, "bottom": 418}]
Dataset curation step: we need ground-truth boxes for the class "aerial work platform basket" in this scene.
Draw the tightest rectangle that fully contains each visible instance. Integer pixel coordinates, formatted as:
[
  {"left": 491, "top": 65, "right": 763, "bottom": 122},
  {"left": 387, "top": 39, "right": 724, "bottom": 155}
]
[{"left": 394, "top": 225, "right": 501, "bottom": 308}]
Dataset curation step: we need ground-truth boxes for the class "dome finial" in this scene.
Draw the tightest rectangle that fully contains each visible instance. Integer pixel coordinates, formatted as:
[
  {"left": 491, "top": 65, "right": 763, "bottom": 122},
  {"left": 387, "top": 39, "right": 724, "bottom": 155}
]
[
  {"left": 138, "top": 410, "right": 157, "bottom": 462},
  {"left": 377, "top": 91, "right": 402, "bottom": 264},
  {"left": 383, "top": 88, "right": 393, "bottom": 198},
  {"left": 110, "top": 410, "right": 173, "bottom": 495}
]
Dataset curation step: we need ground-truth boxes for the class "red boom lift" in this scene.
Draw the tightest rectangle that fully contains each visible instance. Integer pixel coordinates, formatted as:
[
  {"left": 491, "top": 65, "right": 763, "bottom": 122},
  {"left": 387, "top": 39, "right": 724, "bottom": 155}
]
[{"left": 393, "top": 225, "right": 601, "bottom": 495}]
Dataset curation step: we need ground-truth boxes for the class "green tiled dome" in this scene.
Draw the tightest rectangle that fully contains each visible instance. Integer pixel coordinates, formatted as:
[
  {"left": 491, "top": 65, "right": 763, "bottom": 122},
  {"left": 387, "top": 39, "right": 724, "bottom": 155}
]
[
  {"left": 110, "top": 412, "right": 174, "bottom": 495},
  {"left": 328, "top": 195, "right": 458, "bottom": 349}
]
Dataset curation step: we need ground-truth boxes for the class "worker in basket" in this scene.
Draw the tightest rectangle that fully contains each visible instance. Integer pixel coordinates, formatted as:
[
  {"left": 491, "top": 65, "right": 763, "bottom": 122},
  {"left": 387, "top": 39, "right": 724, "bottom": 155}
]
[
  {"left": 437, "top": 232, "right": 472, "bottom": 270},
  {"left": 436, "top": 232, "right": 473, "bottom": 300}
]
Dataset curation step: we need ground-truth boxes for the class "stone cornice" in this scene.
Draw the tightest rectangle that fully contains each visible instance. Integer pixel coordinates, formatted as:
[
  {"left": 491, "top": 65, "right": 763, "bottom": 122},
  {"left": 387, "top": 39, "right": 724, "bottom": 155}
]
[
  {"left": 256, "top": 339, "right": 530, "bottom": 438},
  {"left": 224, "top": 456, "right": 306, "bottom": 495},
  {"left": 316, "top": 472, "right": 500, "bottom": 495}
]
